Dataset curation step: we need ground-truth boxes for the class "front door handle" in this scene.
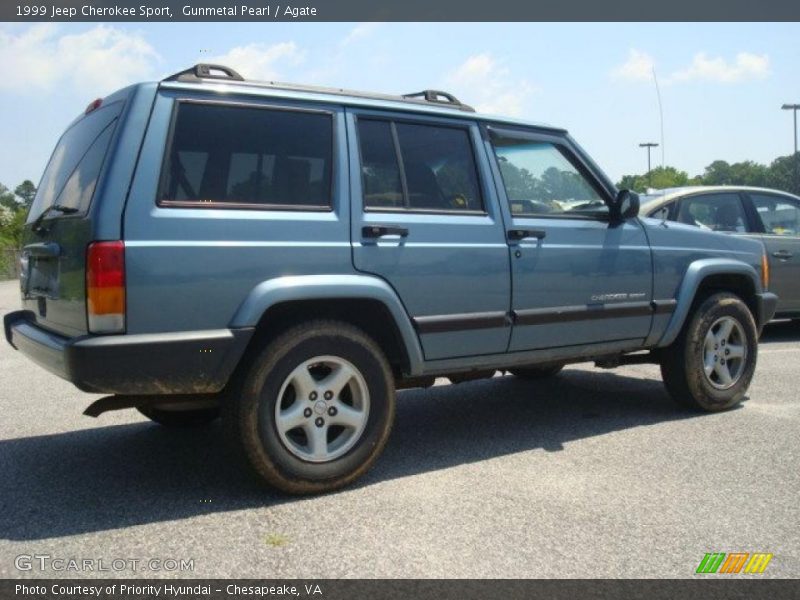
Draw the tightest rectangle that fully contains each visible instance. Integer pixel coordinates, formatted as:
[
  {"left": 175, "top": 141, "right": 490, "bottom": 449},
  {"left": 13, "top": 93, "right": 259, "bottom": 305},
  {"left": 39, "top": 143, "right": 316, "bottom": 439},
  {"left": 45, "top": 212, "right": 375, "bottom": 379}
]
[
  {"left": 362, "top": 225, "right": 409, "bottom": 238},
  {"left": 507, "top": 229, "right": 546, "bottom": 241},
  {"left": 772, "top": 250, "right": 794, "bottom": 260}
]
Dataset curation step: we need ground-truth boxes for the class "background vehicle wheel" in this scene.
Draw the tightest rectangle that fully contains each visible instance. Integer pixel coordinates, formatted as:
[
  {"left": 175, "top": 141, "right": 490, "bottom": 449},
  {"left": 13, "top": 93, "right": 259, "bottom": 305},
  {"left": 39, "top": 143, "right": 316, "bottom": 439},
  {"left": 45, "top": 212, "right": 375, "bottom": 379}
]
[
  {"left": 661, "top": 292, "right": 758, "bottom": 412},
  {"left": 137, "top": 403, "right": 220, "bottom": 427},
  {"left": 509, "top": 364, "right": 564, "bottom": 380},
  {"left": 227, "top": 320, "right": 395, "bottom": 495}
]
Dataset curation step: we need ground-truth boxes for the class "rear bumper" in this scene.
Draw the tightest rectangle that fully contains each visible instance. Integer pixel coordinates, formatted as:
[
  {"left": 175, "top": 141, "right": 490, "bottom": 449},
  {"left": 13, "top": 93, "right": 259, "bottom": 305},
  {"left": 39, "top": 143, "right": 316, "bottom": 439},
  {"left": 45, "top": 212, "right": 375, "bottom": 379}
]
[
  {"left": 4, "top": 310, "right": 253, "bottom": 395},
  {"left": 757, "top": 292, "right": 779, "bottom": 331}
]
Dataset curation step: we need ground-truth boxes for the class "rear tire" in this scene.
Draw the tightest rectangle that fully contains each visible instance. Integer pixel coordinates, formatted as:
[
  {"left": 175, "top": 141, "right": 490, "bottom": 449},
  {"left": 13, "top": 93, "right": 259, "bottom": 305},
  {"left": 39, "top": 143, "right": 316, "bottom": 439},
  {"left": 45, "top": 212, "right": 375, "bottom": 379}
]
[
  {"left": 226, "top": 320, "right": 395, "bottom": 495},
  {"left": 660, "top": 292, "right": 757, "bottom": 412},
  {"left": 137, "top": 404, "right": 220, "bottom": 427},
  {"left": 509, "top": 364, "right": 564, "bottom": 380}
]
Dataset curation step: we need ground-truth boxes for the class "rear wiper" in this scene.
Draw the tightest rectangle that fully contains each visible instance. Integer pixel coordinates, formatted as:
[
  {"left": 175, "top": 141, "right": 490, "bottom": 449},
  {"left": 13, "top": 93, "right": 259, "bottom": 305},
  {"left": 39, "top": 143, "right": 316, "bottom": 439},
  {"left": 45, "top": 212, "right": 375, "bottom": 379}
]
[{"left": 31, "top": 204, "right": 79, "bottom": 234}]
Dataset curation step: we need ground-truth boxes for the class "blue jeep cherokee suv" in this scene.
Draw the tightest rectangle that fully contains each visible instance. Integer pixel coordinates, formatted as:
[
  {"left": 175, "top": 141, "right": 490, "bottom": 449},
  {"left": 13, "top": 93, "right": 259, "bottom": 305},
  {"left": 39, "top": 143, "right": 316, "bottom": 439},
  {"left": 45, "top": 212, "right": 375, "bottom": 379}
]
[{"left": 5, "top": 64, "right": 778, "bottom": 493}]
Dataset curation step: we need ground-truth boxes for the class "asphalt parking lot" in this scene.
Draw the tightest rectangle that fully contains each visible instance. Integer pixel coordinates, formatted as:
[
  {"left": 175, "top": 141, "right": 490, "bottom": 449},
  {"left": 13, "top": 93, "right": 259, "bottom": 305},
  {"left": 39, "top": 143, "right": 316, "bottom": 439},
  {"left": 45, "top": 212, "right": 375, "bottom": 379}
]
[{"left": 0, "top": 279, "right": 798, "bottom": 579}]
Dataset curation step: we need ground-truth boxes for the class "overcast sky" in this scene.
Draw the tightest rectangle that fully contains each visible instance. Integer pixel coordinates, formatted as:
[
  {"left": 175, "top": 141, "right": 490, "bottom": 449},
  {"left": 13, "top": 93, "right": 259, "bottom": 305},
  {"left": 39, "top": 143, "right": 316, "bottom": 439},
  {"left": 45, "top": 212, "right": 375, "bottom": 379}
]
[{"left": 0, "top": 22, "right": 798, "bottom": 188}]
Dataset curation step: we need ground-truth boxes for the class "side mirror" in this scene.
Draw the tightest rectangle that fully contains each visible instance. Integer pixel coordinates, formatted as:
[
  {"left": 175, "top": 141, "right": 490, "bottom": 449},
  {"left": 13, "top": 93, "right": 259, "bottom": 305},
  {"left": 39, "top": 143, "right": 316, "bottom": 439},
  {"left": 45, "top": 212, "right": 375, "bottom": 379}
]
[{"left": 611, "top": 189, "right": 640, "bottom": 221}]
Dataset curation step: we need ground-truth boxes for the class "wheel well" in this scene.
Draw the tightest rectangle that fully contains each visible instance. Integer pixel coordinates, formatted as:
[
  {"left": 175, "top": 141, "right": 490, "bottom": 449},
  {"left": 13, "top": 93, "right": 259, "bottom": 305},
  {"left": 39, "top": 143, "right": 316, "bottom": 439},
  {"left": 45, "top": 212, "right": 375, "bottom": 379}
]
[
  {"left": 692, "top": 273, "right": 758, "bottom": 319},
  {"left": 243, "top": 298, "right": 410, "bottom": 377}
]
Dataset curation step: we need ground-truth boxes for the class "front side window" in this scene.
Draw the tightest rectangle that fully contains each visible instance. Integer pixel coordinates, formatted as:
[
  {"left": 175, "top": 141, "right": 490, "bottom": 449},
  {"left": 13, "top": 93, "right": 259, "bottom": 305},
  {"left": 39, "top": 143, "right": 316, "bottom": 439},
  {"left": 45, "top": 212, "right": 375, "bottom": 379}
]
[
  {"left": 490, "top": 136, "right": 606, "bottom": 217},
  {"left": 160, "top": 103, "right": 333, "bottom": 209},
  {"left": 751, "top": 194, "right": 800, "bottom": 236},
  {"left": 357, "top": 118, "right": 483, "bottom": 212},
  {"left": 648, "top": 204, "right": 671, "bottom": 220},
  {"left": 677, "top": 193, "right": 748, "bottom": 232}
]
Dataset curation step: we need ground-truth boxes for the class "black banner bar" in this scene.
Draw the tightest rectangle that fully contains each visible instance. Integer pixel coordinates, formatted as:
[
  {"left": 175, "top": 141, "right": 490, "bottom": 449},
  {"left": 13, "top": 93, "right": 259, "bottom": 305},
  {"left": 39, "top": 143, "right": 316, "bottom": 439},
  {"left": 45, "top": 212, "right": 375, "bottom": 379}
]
[
  {"left": 3, "top": 0, "right": 800, "bottom": 22},
  {"left": 3, "top": 579, "right": 800, "bottom": 600}
]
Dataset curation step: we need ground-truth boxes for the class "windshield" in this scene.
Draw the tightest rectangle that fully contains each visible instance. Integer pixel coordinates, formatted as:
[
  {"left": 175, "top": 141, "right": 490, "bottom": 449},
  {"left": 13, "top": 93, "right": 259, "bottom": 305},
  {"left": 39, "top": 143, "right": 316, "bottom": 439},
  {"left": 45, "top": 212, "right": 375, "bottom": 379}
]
[{"left": 27, "top": 101, "right": 123, "bottom": 223}]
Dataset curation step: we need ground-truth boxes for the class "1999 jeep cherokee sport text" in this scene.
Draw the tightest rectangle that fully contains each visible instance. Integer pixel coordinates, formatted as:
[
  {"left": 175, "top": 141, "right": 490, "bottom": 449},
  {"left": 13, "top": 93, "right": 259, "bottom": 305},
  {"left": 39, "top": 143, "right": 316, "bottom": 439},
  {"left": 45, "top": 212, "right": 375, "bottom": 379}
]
[{"left": 4, "top": 64, "right": 778, "bottom": 494}]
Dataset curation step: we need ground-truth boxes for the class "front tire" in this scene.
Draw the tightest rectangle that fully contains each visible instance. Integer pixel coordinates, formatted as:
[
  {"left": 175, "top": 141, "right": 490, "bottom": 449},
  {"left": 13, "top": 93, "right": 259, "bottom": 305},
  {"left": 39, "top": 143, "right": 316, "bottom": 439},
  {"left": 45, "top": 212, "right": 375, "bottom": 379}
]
[
  {"left": 661, "top": 292, "right": 757, "bottom": 412},
  {"left": 228, "top": 320, "right": 395, "bottom": 495}
]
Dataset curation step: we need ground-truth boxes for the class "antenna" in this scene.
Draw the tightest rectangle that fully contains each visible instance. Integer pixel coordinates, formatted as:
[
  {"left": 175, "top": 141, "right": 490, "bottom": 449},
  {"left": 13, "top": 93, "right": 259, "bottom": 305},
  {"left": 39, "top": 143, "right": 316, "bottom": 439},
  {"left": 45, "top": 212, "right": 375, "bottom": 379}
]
[{"left": 652, "top": 66, "right": 665, "bottom": 167}]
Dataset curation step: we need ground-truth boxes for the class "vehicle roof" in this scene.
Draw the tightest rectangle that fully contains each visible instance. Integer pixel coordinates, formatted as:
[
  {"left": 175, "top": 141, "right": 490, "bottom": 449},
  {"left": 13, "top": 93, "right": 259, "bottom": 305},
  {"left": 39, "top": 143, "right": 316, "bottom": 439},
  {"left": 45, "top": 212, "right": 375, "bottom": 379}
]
[
  {"left": 155, "top": 64, "right": 566, "bottom": 134},
  {"left": 640, "top": 185, "right": 800, "bottom": 213}
]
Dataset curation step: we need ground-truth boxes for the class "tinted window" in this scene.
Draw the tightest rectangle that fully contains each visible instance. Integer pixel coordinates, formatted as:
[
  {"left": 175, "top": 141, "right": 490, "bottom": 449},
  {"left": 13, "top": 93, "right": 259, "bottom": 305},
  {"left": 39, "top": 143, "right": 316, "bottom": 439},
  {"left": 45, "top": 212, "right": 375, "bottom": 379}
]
[
  {"left": 28, "top": 102, "right": 122, "bottom": 222},
  {"left": 491, "top": 138, "right": 605, "bottom": 216},
  {"left": 751, "top": 194, "right": 800, "bottom": 236},
  {"left": 161, "top": 103, "right": 333, "bottom": 209},
  {"left": 357, "top": 119, "right": 483, "bottom": 212},
  {"left": 358, "top": 120, "right": 403, "bottom": 209},
  {"left": 677, "top": 193, "right": 748, "bottom": 232}
]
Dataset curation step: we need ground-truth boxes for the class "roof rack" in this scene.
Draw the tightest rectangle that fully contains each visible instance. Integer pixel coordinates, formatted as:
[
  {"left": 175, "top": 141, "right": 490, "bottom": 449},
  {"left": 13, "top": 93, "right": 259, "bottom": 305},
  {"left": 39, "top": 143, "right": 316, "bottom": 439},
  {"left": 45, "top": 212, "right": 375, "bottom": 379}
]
[
  {"left": 161, "top": 64, "right": 475, "bottom": 113},
  {"left": 163, "top": 64, "right": 245, "bottom": 83},
  {"left": 402, "top": 90, "right": 468, "bottom": 109}
]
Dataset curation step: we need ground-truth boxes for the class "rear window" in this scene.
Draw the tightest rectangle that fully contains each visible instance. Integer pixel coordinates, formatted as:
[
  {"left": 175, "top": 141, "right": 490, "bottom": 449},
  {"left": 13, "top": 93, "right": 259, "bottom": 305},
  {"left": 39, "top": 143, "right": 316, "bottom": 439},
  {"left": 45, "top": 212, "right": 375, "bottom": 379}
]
[
  {"left": 28, "top": 101, "right": 122, "bottom": 223},
  {"left": 159, "top": 102, "right": 333, "bottom": 210}
]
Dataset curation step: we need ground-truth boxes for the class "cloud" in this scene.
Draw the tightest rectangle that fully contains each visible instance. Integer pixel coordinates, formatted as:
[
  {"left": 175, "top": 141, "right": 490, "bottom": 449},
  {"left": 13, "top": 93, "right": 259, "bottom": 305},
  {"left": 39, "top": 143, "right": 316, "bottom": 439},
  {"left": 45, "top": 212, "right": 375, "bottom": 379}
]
[
  {"left": 611, "top": 48, "right": 770, "bottom": 85},
  {"left": 340, "top": 23, "right": 381, "bottom": 47},
  {"left": 444, "top": 53, "right": 534, "bottom": 116},
  {"left": 611, "top": 49, "right": 655, "bottom": 82},
  {"left": 669, "top": 52, "right": 769, "bottom": 83},
  {"left": 206, "top": 42, "right": 304, "bottom": 81},
  {"left": 0, "top": 24, "right": 159, "bottom": 94}
]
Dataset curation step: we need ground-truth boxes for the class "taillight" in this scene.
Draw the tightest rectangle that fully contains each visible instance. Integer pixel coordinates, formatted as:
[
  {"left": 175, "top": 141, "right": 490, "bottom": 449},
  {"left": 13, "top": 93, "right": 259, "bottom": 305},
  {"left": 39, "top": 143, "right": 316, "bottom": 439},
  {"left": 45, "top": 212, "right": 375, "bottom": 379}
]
[
  {"left": 86, "top": 241, "right": 125, "bottom": 333},
  {"left": 761, "top": 250, "right": 770, "bottom": 291}
]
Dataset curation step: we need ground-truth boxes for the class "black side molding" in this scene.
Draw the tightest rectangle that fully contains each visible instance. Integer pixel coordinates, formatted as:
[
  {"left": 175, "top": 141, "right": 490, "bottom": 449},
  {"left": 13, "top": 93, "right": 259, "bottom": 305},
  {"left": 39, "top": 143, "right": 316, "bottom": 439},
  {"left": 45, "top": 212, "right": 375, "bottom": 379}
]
[
  {"left": 414, "top": 311, "right": 509, "bottom": 334},
  {"left": 412, "top": 300, "right": 678, "bottom": 334},
  {"left": 514, "top": 301, "right": 675, "bottom": 326}
]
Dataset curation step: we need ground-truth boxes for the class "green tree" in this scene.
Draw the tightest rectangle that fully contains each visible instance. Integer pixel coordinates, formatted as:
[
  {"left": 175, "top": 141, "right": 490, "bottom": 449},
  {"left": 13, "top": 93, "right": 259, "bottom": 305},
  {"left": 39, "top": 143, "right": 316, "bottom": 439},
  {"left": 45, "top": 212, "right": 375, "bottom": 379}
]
[
  {"left": 703, "top": 160, "right": 769, "bottom": 187},
  {"left": 765, "top": 153, "right": 800, "bottom": 196},
  {"left": 701, "top": 160, "right": 732, "bottom": 185},
  {"left": 0, "top": 207, "right": 27, "bottom": 250},
  {"left": 0, "top": 184, "right": 15, "bottom": 211},
  {"left": 14, "top": 180, "right": 36, "bottom": 210},
  {"left": 617, "top": 166, "right": 697, "bottom": 192}
]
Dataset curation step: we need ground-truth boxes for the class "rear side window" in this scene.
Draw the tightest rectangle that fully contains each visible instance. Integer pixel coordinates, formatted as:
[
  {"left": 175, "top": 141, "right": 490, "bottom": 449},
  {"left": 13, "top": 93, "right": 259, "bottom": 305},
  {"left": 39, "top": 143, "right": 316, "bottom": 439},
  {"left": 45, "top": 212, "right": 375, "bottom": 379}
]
[
  {"left": 751, "top": 194, "right": 800, "bottom": 236},
  {"left": 677, "top": 193, "right": 749, "bottom": 232},
  {"left": 28, "top": 102, "right": 122, "bottom": 222},
  {"left": 357, "top": 118, "right": 484, "bottom": 213},
  {"left": 358, "top": 120, "right": 403, "bottom": 208},
  {"left": 160, "top": 102, "right": 333, "bottom": 210}
]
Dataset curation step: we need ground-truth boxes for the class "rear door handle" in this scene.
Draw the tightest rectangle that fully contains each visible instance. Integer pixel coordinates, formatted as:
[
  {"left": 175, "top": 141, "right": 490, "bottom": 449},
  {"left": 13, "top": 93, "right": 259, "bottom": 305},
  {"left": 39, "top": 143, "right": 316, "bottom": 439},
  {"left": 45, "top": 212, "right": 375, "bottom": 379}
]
[
  {"left": 772, "top": 250, "right": 794, "bottom": 260},
  {"left": 507, "top": 229, "right": 546, "bottom": 241},
  {"left": 362, "top": 225, "right": 409, "bottom": 238}
]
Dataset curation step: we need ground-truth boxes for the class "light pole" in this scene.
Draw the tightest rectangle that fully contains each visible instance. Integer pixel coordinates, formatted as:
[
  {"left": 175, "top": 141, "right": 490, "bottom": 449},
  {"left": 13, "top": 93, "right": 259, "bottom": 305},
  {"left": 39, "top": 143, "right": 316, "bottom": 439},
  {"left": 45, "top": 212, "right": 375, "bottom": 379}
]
[
  {"left": 639, "top": 142, "right": 659, "bottom": 187},
  {"left": 782, "top": 104, "right": 799, "bottom": 191}
]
